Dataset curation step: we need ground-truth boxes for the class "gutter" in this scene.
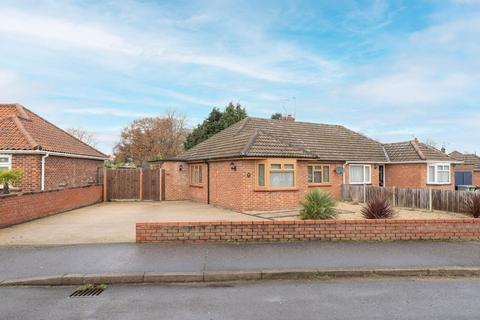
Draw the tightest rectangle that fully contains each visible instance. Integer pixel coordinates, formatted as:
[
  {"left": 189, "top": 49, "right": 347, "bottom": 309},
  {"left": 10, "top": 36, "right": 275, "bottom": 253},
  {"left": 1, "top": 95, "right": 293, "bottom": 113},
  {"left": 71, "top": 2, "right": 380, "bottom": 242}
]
[
  {"left": 41, "top": 153, "right": 50, "bottom": 191},
  {"left": 0, "top": 150, "right": 107, "bottom": 161}
]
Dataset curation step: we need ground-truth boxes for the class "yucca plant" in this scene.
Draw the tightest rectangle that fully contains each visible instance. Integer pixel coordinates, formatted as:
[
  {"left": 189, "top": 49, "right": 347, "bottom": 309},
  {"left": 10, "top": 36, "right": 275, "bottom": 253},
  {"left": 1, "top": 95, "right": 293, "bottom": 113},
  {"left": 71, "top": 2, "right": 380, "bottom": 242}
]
[
  {"left": 0, "top": 169, "right": 23, "bottom": 194},
  {"left": 300, "top": 189, "right": 337, "bottom": 220},
  {"left": 466, "top": 193, "right": 480, "bottom": 218},
  {"left": 361, "top": 197, "right": 395, "bottom": 219}
]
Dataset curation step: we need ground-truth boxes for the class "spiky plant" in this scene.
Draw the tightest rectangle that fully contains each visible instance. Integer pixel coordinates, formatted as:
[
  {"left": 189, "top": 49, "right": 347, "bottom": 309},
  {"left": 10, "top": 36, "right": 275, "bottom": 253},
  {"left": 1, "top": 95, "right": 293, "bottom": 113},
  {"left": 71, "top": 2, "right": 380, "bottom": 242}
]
[
  {"left": 300, "top": 189, "right": 337, "bottom": 220},
  {"left": 0, "top": 169, "right": 23, "bottom": 194},
  {"left": 361, "top": 197, "right": 395, "bottom": 219},
  {"left": 466, "top": 193, "right": 480, "bottom": 218}
]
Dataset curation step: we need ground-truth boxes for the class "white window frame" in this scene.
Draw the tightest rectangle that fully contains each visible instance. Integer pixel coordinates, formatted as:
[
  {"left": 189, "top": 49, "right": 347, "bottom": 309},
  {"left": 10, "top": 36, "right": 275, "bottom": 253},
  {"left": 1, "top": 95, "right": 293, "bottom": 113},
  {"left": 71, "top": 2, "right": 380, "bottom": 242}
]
[
  {"left": 0, "top": 154, "right": 12, "bottom": 170},
  {"left": 349, "top": 164, "right": 372, "bottom": 185},
  {"left": 427, "top": 163, "right": 451, "bottom": 185}
]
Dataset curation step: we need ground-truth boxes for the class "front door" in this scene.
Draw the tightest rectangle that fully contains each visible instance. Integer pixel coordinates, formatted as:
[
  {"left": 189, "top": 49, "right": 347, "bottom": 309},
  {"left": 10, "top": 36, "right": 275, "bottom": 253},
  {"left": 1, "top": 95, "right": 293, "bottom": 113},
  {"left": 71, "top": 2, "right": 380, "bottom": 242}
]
[{"left": 379, "top": 165, "right": 385, "bottom": 187}]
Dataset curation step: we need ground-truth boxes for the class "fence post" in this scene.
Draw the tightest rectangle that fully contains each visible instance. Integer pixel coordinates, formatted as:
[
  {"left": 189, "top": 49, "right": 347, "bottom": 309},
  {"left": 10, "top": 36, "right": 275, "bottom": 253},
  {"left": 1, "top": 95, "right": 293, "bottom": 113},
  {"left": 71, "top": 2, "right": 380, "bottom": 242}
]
[
  {"left": 429, "top": 188, "right": 433, "bottom": 212},
  {"left": 363, "top": 184, "right": 366, "bottom": 203},
  {"left": 139, "top": 168, "right": 143, "bottom": 201},
  {"left": 392, "top": 187, "right": 396, "bottom": 207},
  {"left": 103, "top": 167, "right": 107, "bottom": 202}
]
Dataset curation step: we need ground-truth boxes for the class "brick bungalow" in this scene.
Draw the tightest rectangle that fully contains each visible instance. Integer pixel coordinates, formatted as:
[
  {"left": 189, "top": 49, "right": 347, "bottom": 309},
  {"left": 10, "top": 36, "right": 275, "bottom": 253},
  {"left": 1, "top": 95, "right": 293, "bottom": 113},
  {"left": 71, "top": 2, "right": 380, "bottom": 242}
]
[
  {"left": 152, "top": 117, "right": 458, "bottom": 212},
  {"left": 0, "top": 103, "right": 107, "bottom": 192},
  {"left": 449, "top": 151, "right": 480, "bottom": 188}
]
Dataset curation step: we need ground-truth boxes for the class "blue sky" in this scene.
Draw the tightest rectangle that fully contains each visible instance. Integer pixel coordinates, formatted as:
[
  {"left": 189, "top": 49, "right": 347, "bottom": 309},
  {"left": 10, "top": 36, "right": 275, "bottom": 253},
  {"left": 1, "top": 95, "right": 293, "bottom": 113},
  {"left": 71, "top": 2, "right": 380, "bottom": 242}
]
[{"left": 1, "top": 0, "right": 479, "bottom": 154}]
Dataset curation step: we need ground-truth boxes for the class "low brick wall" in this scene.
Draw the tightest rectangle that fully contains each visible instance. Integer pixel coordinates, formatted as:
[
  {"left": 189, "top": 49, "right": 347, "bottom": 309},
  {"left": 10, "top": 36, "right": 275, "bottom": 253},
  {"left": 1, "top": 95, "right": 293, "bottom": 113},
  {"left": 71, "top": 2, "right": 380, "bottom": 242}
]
[
  {"left": 136, "top": 219, "right": 480, "bottom": 243},
  {"left": 0, "top": 185, "right": 103, "bottom": 228}
]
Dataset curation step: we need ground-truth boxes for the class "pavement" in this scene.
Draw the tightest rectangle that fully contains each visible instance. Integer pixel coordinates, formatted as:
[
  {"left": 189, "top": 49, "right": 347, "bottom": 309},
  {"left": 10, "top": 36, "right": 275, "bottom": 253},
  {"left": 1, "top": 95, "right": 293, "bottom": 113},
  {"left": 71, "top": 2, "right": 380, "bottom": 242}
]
[
  {"left": 2, "top": 278, "right": 480, "bottom": 319},
  {"left": 0, "top": 201, "right": 263, "bottom": 245},
  {"left": 2, "top": 241, "right": 480, "bottom": 280}
]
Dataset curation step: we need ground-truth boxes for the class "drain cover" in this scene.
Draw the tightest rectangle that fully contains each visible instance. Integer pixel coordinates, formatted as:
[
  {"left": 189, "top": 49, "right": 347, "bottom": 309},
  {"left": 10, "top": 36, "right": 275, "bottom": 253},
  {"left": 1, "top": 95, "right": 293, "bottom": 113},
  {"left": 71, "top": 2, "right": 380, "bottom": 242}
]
[{"left": 70, "top": 284, "right": 106, "bottom": 298}]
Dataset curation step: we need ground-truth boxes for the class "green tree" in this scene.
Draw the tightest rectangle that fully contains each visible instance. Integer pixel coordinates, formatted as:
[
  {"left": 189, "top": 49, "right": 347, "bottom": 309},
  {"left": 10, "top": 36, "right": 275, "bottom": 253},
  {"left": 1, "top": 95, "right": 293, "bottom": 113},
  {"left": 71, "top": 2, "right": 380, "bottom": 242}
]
[
  {"left": 271, "top": 113, "right": 284, "bottom": 120},
  {"left": 0, "top": 169, "right": 23, "bottom": 194},
  {"left": 184, "top": 102, "right": 247, "bottom": 150}
]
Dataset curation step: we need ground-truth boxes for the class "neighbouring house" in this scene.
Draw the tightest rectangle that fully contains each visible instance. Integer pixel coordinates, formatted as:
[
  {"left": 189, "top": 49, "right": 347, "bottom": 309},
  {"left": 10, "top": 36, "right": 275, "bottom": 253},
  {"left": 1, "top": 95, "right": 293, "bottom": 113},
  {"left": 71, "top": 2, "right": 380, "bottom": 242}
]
[
  {"left": 0, "top": 103, "right": 107, "bottom": 192},
  {"left": 151, "top": 117, "right": 459, "bottom": 212},
  {"left": 449, "top": 151, "right": 480, "bottom": 188}
]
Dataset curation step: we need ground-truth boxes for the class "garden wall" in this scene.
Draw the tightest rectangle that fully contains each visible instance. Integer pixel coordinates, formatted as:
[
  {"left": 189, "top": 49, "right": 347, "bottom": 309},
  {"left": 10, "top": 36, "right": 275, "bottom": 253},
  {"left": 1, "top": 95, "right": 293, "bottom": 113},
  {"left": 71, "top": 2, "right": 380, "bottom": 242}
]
[
  {"left": 136, "top": 219, "right": 480, "bottom": 243},
  {"left": 0, "top": 185, "right": 103, "bottom": 228}
]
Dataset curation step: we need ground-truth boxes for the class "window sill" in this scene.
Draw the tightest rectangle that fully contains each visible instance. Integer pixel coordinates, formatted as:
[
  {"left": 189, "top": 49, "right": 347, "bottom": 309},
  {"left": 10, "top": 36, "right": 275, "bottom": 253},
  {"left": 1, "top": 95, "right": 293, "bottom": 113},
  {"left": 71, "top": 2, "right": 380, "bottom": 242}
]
[
  {"left": 427, "top": 183, "right": 451, "bottom": 186},
  {"left": 349, "top": 182, "right": 372, "bottom": 185},
  {"left": 254, "top": 188, "right": 298, "bottom": 192},
  {"left": 189, "top": 184, "right": 204, "bottom": 188},
  {"left": 308, "top": 184, "right": 332, "bottom": 187}
]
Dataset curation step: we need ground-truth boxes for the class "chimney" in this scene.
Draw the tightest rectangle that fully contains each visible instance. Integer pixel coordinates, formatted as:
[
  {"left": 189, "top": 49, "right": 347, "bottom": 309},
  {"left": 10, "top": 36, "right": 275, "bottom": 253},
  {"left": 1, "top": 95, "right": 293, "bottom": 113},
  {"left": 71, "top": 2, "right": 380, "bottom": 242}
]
[
  {"left": 441, "top": 146, "right": 446, "bottom": 154},
  {"left": 286, "top": 114, "right": 295, "bottom": 121}
]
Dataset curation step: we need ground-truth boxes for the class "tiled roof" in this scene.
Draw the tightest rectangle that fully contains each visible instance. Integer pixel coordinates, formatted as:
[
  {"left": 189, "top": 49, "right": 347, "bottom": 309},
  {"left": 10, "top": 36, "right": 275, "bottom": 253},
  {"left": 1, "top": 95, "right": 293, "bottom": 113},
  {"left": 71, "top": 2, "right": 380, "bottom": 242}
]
[
  {"left": 0, "top": 103, "right": 107, "bottom": 158},
  {"left": 449, "top": 151, "right": 480, "bottom": 170},
  {"left": 176, "top": 117, "right": 389, "bottom": 162},
  {"left": 383, "top": 140, "right": 452, "bottom": 162}
]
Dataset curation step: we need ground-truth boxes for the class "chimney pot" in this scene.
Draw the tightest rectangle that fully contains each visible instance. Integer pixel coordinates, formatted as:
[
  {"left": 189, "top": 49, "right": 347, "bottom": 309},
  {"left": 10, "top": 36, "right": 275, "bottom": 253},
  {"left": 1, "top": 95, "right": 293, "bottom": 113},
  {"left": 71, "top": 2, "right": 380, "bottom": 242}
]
[{"left": 286, "top": 114, "right": 295, "bottom": 121}]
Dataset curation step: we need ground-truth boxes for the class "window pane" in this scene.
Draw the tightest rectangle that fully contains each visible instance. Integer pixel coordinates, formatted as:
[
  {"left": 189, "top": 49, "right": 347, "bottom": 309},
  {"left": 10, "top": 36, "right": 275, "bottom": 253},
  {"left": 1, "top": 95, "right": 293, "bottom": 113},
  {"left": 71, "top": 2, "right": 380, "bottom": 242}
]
[
  {"left": 428, "top": 166, "right": 435, "bottom": 183},
  {"left": 284, "top": 164, "right": 294, "bottom": 170},
  {"left": 269, "top": 171, "right": 294, "bottom": 188},
  {"left": 307, "top": 166, "right": 313, "bottom": 183},
  {"left": 258, "top": 164, "right": 265, "bottom": 186},
  {"left": 198, "top": 166, "right": 202, "bottom": 183},
  {"left": 271, "top": 164, "right": 281, "bottom": 169},
  {"left": 314, "top": 171, "right": 322, "bottom": 183},
  {"left": 314, "top": 166, "right": 322, "bottom": 170},
  {"left": 0, "top": 167, "right": 8, "bottom": 172},
  {"left": 364, "top": 166, "right": 371, "bottom": 183},
  {"left": 323, "top": 167, "right": 330, "bottom": 183},
  {"left": 0, "top": 157, "right": 9, "bottom": 163},
  {"left": 438, "top": 171, "right": 449, "bottom": 183},
  {"left": 350, "top": 166, "right": 364, "bottom": 183}
]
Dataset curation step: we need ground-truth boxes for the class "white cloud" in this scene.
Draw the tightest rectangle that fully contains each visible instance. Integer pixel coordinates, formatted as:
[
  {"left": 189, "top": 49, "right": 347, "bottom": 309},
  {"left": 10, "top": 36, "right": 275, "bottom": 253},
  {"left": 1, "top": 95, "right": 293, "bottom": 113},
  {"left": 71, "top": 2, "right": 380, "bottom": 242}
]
[{"left": 64, "top": 107, "right": 155, "bottom": 118}]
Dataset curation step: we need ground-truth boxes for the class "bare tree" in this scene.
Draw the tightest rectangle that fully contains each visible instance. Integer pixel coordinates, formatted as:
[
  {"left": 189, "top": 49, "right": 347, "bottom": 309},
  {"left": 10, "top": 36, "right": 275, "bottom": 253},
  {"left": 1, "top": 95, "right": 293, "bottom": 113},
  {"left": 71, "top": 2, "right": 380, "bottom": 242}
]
[
  {"left": 66, "top": 128, "right": 98, "bottom": 147},
  {"left": 113, "top": 111, "right": 188, "bottom": 164}
]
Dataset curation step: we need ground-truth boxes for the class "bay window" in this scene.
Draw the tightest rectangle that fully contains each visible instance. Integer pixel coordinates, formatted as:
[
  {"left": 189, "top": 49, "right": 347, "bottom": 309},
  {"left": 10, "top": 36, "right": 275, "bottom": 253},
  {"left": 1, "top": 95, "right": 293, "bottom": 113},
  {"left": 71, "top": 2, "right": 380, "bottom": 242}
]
[
  {"left": 349, "top": 164, "right": 371, "bottom": 184},
  {"left": 256, "top": 159, "right": 296, "bottom": 189},
  {"left": 307, "top": 165, "right": 330, "bottom": 184},
  {"left": 428, "top": 163, "right": 450, "bottom": 184}
]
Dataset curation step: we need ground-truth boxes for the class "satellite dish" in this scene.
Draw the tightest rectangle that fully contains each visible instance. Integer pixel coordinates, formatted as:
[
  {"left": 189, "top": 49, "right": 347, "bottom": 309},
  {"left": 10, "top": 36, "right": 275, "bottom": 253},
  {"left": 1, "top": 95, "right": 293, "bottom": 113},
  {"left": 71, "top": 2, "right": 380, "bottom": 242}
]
[{"left": 335, "top": 167, "right": 344, "bottom": 174}]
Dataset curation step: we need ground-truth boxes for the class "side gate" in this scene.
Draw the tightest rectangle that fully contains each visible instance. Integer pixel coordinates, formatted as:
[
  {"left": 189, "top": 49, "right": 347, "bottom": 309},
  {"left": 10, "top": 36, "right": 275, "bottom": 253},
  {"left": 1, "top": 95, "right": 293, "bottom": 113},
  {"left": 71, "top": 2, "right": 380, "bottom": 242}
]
[{"left": 105, "top": 168, "right": 164, "bottom": 201}]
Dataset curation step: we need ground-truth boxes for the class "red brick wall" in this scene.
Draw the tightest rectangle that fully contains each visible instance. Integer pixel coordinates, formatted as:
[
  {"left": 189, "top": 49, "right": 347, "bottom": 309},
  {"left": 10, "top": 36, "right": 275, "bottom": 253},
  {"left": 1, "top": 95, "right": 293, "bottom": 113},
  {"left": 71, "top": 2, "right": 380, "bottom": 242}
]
[
  {"left": 0, "top": 185, "right": 103, "bottom": 228},
  {"left": 188, "top": 163, "right": 208, "bottom": 203},
  {"left": 44, "top": 156, "right": 103, "bottom": 190},
  {"left": 136, "top": 219, "right": 480, "bottom": 243},
  {"left": 474, "top": 172, "right": 480, "bottom": 187},
  {"left": 386, "top": 163, "right": 454, "bottom": 190},
  {"left": 162, "top": 161, "right": 189, "bottom": 200},
  {"left": 11, "top": 154, "right": 42, "bottom": 192},
  {"left": 10, "top": 154, "right": 103, "bottom": 192}
]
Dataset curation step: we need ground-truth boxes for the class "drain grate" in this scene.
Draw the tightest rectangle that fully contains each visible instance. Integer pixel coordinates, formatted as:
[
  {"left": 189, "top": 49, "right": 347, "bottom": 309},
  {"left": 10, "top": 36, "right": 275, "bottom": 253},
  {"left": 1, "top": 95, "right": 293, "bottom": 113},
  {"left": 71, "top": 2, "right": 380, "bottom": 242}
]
[{"left": 70, "top": 285, "right": 106, "bottom": 298}]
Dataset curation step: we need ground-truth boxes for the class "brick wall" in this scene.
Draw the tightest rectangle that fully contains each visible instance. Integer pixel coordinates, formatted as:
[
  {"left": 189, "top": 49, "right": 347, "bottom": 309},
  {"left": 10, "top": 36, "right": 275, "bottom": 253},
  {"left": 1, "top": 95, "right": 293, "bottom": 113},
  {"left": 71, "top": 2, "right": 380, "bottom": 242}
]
[
  {"left": 162, "top": 161, "right": 189, "bottom": 200},
  {"left": 45, "top": 156, "right": 103, "bottom": 190},
  {"left": 475, "top": 172, "right": 480, "bottom": 187},
  {"left": 11, "top": 154, "right": 42, "bottom": 192},
  {"left": 136, "top": 219, "right": 480, "bottom": 243},
  {"left": 0, "top": 185, "right": 103, "bottom": 228},
  {"left": 10, "top": 154, "right": 103, "bottom": 192}
]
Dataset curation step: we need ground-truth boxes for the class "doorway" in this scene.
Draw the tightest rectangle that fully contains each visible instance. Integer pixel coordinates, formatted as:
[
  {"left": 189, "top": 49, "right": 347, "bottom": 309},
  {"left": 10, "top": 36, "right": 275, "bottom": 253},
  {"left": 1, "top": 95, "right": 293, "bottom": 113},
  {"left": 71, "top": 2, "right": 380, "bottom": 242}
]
[{"left": 379, "top": 165, "right": 385, "bottom": 187}]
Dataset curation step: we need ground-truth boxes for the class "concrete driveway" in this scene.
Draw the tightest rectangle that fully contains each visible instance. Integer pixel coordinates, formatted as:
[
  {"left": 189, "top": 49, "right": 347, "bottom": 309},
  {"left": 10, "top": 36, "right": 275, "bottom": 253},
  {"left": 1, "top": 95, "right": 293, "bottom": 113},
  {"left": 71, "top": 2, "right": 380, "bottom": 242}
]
[{"left": 0, "top": 201, "right": 263, "bottom": 246}]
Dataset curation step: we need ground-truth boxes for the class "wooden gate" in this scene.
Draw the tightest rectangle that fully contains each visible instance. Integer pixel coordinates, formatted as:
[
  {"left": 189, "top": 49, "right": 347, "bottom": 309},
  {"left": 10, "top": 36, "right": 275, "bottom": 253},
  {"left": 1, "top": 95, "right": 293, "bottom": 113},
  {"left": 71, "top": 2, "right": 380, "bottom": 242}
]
[{"left": 105, "top": 168, "right": 162, "bottom": 201}]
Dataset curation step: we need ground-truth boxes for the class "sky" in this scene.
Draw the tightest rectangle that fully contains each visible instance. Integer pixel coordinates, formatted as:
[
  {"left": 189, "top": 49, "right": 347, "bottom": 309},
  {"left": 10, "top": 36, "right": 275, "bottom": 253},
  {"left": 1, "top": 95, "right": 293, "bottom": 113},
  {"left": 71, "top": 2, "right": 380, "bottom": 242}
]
[{"left": 1, "top": 0, "right": 479, "bottom": 155}]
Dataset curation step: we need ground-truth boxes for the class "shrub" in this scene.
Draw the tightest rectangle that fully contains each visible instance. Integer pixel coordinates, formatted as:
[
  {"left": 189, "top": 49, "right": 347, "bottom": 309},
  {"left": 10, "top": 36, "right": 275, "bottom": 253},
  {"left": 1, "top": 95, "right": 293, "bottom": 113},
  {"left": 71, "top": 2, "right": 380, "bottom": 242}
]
[
  {"left": 300, "top": 189, "right": 337, "bottom": 220},
  {"left": 466, "top": 193, "right": 480, "bottom": 218},
  {"left": 361, "top": 198, "right": 395, "bottom": 219},
  {"left": 0, "top": 169, "right": 23, "bottom": 194}
]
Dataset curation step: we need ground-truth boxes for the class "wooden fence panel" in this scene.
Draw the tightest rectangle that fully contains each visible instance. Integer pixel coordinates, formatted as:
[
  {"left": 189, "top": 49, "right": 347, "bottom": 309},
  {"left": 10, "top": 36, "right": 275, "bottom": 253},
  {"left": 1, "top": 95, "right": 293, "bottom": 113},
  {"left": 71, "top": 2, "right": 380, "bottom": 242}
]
[
  {"left": 106, "top": 169, "right": 141, "bottom": 201},
  {"left": 142, "top": 168, "right": 161, "bottom": 201},
  {"left": 342, "top": 184, "right": 477, "bottom": 214}
]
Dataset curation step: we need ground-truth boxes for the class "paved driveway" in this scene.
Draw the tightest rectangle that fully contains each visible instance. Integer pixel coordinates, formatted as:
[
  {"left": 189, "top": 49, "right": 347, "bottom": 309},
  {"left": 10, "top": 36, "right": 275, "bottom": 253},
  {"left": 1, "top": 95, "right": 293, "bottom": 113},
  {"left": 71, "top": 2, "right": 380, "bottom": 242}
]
[{"left": 0, "top": 201, "right": 263, "bottom": 246}]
